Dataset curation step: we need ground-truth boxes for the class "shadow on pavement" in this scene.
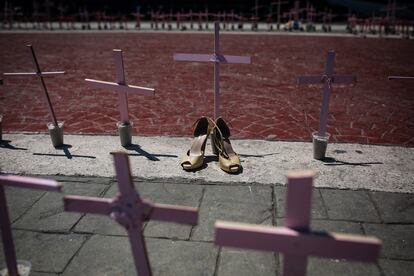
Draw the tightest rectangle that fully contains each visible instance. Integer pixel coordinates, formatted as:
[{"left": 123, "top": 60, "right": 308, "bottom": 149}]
[
  {"left": 33, "top": 144, "right": 96, "bottom": 159},
  {"left": 322, "top": 157, "right": 383, "bottom": 167},
  {"left": 124, "top": 144, "right": 178, "bottom": 161},
  {"left": 0, "top": 140, "right": 27, "bottom": 150}
]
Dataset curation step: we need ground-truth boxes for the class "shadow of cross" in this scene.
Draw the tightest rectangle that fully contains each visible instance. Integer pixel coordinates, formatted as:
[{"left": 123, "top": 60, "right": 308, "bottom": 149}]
[
  {"left": 63, "top": 152, "right": 198, "bottom": 276},
  {"left": 174, "top": 21, "right": 251, "bottom": 119},
  {"left": 3, "top": 45, "right": 65, "bottom": 127},
  {"left": 85, "top": 49, "right": 155, "bottom": 124},
  {"left": 297, "top": 51, "right": 356, "bottom": 137},
  {"left": 0, "top": 175, "right": 62, "bottom": 276},
  {"left": 214, "top": 170, "right": 381, "bottom": 276}
]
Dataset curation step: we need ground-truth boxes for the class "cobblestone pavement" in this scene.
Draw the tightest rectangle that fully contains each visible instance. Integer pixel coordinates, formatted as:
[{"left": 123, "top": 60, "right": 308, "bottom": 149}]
[
  {"left": 0, "top": 33, "right": 413, "bottom": 146},
  {"left": 0, "top": 175, "right": 413, "bottom": 275}
]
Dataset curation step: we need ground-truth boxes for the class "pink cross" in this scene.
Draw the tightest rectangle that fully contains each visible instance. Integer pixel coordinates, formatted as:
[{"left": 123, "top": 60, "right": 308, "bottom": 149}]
[
  {"left": 64, "top": 152, "right": 198, "bottom": 276},
  {"left": 0, "top": 175, "right": 62, "bottom": 276},
  {"left": 85, "top": 49, "right": 155, "bottom": 124},
  {"left": 3, "top": 45, "right": 65, "bottom": 127},
  {"left": 297, "top": 51, "right": 356, "bottom": 137},
  {"left": 215, "top": 171, "right": 381, "bottom": 276},
  {"left": 174, "top": 22, "right": 251, "bottom": 119},
  {"left": 388, "top": 76, "right": 414, "bottom": 80}
]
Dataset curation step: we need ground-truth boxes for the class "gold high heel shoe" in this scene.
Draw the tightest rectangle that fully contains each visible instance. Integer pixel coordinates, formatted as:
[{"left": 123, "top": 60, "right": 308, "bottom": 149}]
[
  {"left": 181, "top": 117, "right": 211, "bottom": 171},
  {"left": 212, "top": 117, "right": 241, "bottom": 173}
]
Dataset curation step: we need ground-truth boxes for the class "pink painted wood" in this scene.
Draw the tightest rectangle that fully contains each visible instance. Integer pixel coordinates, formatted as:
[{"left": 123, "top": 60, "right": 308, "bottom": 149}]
[
  {"left": 0, "top": 175, "right": 62, "bottom": 276},
  {"left": 388, "top": 76, "right": 414, "bottom": 80},
  {"left": 3, "top": 45, "right": 65, "bottom": 127},
  {"left": 64, "top": 152, "right": 198, "bottom": 276},
  {"left": 174, "top": 21, "right": 251, "bottom": 119},
  {"left": 214, "top": 170, "right": 381, "bottom": 276},
  {"left": 297, "top": 51, "right": 356, "bottom": 137},
  {"left": 85, "top": 49, "right": 155, "bottom": 124}
]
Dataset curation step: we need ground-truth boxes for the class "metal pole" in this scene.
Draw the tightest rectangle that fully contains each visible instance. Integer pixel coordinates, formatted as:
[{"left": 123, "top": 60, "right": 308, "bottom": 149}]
[{"left": 214, "top": 22, "right": 220, "bottom": 119}]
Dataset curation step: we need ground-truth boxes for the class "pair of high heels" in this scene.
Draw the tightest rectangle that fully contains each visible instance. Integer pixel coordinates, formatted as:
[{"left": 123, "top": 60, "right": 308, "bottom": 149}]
[{"left": 180, "top": 117, "right": 241, "bottom": 173}]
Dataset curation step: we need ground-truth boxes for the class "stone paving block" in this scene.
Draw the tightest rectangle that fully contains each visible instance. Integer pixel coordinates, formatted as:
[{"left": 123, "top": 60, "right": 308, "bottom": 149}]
[
  {"left": 379, "top": 259, "right": 414, "bottom": 276},
  {"left": 276, "top": 219, "right": 364, "bottom": 235},
  {"left": 320, "top": 189, "right": 380, "bottom": 222},
  {"left": 13, "top": 181, "right": 107, "bottom": 232},
  {"left": 192, "top": 202, "right": 273, "bottom": 242},
  {"left": 75, "top": 182, "right": 203, "bottom": 238},
  {"left": 5, "top": 186, "right": 45, "bottom": 222},
  {"left": 274, "top": 186, "right": 328, "bottom": 219},
  {"left": 363, "top": 224, "right": 414, "bottom": 260},
  {"left": 217, "top": 248, "right": 277, "bottom": 276},
  {"left": 0, "top": 230, "right": 86, "bottom": 273},
  {"left": 370, "top": 192, "right": 414, "bottom": 223},
  {"left": 203, "top": 185, "right": 271, "bottom": 205},
  {"left": 63, "top": 235, "right": 218, "bottom": 276},
  {"left": 306, "top": 257, "right": 381, "bottom": 276}
]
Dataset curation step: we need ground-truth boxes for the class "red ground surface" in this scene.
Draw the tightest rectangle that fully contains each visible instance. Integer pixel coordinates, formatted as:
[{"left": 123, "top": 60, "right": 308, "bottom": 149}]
[{"left": 0, "top": 33, "right": 413, "bottom": 146}]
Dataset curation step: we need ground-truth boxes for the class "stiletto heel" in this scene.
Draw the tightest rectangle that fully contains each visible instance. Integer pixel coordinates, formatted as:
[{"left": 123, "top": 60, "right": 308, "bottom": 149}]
[
  {"left": 181, "top": 117, "right": 211, "bottom": 171},
  {"left": 212, "top": 117, "right": 241, "bottom": 173}
]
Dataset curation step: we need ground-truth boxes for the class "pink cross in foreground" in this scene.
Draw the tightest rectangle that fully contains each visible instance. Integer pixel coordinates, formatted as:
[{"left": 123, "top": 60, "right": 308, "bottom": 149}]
[
  {"left": 215, "top": 170, "right": 381, "bottom": 276},
  {"left": 297, "top": 51, "right": 356, "bottom": 137},
  {"left": 3, "top": 45, "right": 65, "bottom": 127},
  {"left": 63, "top": 152, "right": 198, "bottom": 276},
  {"left": 85, "top": 49, "right": 155, "bottom": 124},
  {"left": 174, "top": 22, "right": 251, "bottom": 119},
  {"left": 0, "top": 175, "right": 62, "bottom": 276}
]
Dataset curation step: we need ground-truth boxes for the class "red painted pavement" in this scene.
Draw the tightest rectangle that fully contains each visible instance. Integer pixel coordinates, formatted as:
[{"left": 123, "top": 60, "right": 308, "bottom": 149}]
[{"left": 0, "top": 33, "right": 413, "bottom": 146}]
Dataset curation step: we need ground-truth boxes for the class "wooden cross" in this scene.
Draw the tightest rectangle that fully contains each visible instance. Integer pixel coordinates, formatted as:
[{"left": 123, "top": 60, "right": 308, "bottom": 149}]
[
  {"left": 297, "top": 51, "right": 356, "bottom": 137},
  {"left": 174, "top": 22, "right": 251, "bottom": 119},
  {"left": 388, "top": 76, "right": 414, "bottom": 80},
  {"left": 64, "top": 152, "right": 198, "bottom": 276},
  {"left": 3, "top": 45, "right": 65, "bottom": 127},
  {"left": 0, "top": 175, "right": 62, "bottom": 276},
  {"left": 85, "top": 49, "right": 155, "bottom": 124},
  {"left": 215, "top": 170, "right": 381, "bottom": 276}
]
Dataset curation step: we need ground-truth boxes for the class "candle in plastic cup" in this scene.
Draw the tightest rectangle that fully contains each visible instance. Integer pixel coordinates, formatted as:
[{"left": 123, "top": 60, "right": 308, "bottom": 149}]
[
  {"left": 47, "top": 121, "right": 64, "bottom": 147},
  {"left": 312, "top": 131, "right": 330, "bottom": 160},
  {"left": 117, "top": 121, "right": 133, "bottom": 147}
]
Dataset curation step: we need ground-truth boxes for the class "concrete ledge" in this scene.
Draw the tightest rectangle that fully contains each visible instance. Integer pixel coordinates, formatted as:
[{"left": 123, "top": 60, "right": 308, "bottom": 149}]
[{"left": 1, "top": 133, "right": 413, "bottom": 193}]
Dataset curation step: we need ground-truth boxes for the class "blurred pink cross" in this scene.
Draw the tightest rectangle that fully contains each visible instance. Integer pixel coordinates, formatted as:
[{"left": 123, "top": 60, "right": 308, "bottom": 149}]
[
  {"left": 297, "top": 51, "right": 356, "bottom": 137},
  {"left": 3, "top": 45, "right": 65, "bottom": 127},
  {"left": 0, "top": 175, "right": 62, "bottom": 276},
  {"left": 85, "top": 49, "right": 155, "bottom": 124},
  {"left": 64, "top": 152, "right": 198, "bottom": 276},
  {"left": 215, "top": 170, "right": 381, "bottom": 276},
  {"left": 174, "top": 21, "right": 251, "bottom": 119}
]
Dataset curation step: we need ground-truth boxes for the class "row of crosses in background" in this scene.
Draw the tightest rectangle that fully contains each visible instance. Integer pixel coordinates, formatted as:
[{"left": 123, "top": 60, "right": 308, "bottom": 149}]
[
  {"left": 1, "top": 154, "right": 381, "bottom": 276},
  {"left": 2, "top": 21, "right": 412, "bottom": 156}
]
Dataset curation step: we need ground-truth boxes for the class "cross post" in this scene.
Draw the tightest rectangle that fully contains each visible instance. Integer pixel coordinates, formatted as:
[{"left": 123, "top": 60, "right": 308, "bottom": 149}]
[
  {"left": 297, "top": 51, "right": 356, "bottom": 137},
  {"left": 0, "top": 175, "right": 62, "bottom": 276},
  {"left": 215, "top": 171, "right": 381, "bottom": 276},
  {"left": 85, "top": 49, "right": 155, "bottom": 124},
  {"left": 174, "top": 22, "right": 251, "bottom": 119},
  {"left": 63, "top": 152, "right": 198, "bottom": 276},
  {"left": 3, "top": 45, "right": 65, "bottom": 127}
]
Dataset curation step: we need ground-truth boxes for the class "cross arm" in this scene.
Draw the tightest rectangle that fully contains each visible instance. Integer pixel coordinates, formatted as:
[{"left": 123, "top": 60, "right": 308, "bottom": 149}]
[
  {"left": 297, "top": 75, "right": 356, "bottom": 85},
  {"left": 215, "top": 221, "right": 381, "bottom": 262},
  {"left": 3, "top": 71, "right": 65, "bottom": 77},
  {"left": 64, "top": 195, "right": 113, "bottom": 215},
  {"left": 0, "top": 175, "right": 62, "bottom": 192},
  {"left": 388, "top": 76, "right": 414, "bottom": 80},
  {"left": 174, "top": 53, "right": 213, "bottom": 62},
  {"left": 85, "top": 79, "right": 155, "bottom": 96},
  {"left": 217, "top": 55, "right": 251, "bottom": 64},
  {"left": 149, "top": 203, "right": 198, "bottom": 225}
]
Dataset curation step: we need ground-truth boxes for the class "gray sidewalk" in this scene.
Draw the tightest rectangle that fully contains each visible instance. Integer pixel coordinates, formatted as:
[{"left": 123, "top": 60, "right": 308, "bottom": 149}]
[
  {"left": 1, "top": 133, "right": 413, "bottom": 275},
  {"left": 0, "top": 175, "right": 413, "bottom": 275}
]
